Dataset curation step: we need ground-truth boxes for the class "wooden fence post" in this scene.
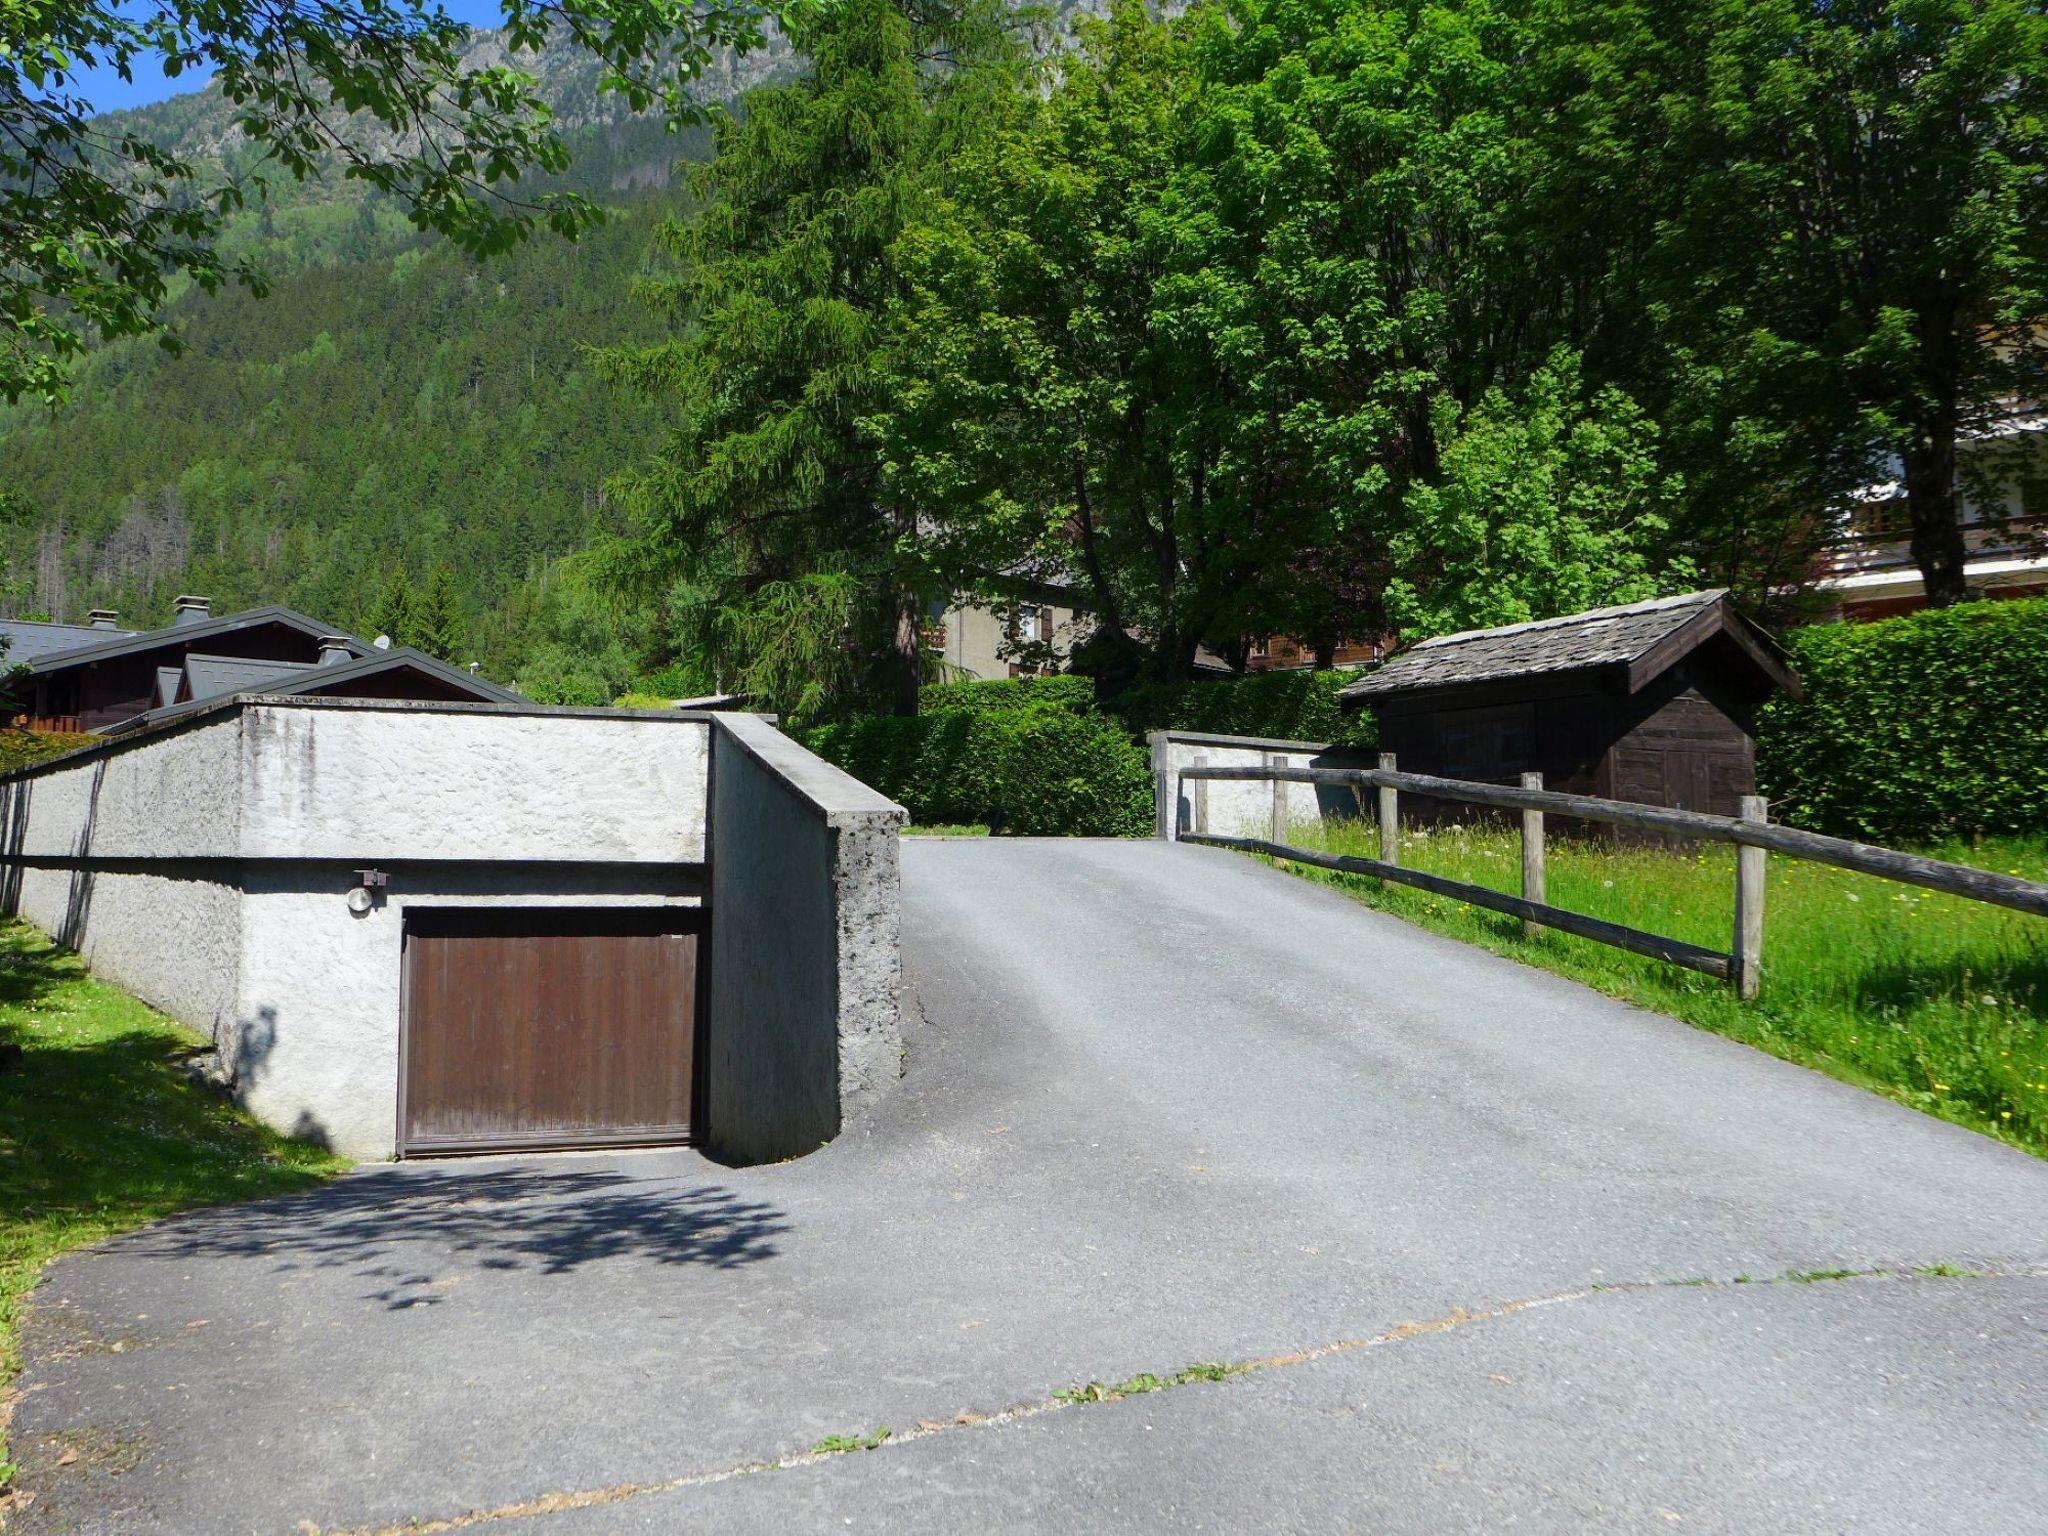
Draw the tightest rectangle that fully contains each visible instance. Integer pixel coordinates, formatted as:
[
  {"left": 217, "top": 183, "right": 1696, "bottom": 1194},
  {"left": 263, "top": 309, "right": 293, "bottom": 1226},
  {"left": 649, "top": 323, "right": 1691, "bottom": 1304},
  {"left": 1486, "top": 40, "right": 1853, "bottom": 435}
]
[
  {"left": 1269, "top": 753, "right": 1289, "bottom": 845},
  {"left": 1150, "top": 733, "right": 1174, "bottom": 841},
  {"left": 1192, "top": 752, "right": 1209, "bottom": 838},
  {"left": 1377, "top": 752, "right": 1399, "bottom": 866},
  {"left": 1520, "top": 771, "right": 1545, "bottom": 938},
  {"left": 1734, "top": 794, "right": 1767, "bottom": 999}
]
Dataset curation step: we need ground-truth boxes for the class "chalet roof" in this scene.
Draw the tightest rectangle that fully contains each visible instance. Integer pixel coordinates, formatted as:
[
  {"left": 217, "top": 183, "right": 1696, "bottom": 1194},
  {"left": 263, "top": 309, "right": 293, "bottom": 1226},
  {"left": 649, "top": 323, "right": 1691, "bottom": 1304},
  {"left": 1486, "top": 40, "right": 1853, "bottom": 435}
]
[
  {"left": 105, "top": 646, "right": 519, "bottom": 734},
  {"left": 21, "top": 605, "right": 369, "bottom": 676},
  {"left": 0, "top": 617, "right": 139, "bottom": 665},
  {"left": 1339, "top": 590, "right": 1800, "bottom": 703},
  {"left": 182, "top": 654, "right": 318, "bottom": 700}
]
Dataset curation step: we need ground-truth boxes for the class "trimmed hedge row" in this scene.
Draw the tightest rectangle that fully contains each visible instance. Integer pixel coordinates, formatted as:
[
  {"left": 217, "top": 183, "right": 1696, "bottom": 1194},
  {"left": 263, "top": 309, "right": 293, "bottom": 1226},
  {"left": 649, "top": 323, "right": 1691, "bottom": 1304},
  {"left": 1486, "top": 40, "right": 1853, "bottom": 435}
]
[
  {"left": 919, "top": 674, "right": 1097, "bottom": 714},
  {"left": 805, "top": 703, "right": 1152, "bottom": 836},
  {"left": 1757, "top": 598, "right": 2048, "bottom": 843},
  {"left": 1111, "top": 668, "right": 1377, "bottom": 748}
]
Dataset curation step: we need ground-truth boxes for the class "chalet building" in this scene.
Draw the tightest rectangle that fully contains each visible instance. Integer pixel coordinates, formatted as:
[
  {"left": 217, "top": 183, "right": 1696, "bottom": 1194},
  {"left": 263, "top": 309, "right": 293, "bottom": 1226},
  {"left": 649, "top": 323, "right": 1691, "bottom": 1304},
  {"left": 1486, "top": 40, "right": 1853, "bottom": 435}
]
[
  {"left": 5, "top": 597, "right": 514, "bottom": 734},
  {"left": 1246, "top": 635, "right": 1384, "bottom": 673},
  {"left": 928, "top": 595, "right": 1088, "bottom": 681},
  {"left": 1817, "top": 409, "right": 2048, "bottom": 619},
  {"left": 1339, "top": 590, "right": 1801, "bottom": 817}
]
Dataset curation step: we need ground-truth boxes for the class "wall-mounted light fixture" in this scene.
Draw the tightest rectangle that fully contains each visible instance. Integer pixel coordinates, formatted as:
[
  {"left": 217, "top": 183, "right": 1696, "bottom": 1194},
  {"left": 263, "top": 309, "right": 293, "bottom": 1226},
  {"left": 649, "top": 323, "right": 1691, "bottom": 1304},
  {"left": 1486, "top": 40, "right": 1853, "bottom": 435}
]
[{"left": 347, "top": 868, "right": 390, "bottom": 916}]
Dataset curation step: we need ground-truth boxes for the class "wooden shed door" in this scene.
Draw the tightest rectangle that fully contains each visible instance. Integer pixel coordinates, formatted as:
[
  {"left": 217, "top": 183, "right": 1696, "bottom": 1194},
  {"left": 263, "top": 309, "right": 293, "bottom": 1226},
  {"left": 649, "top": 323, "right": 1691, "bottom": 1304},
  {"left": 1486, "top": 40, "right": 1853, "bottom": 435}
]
[{"left": 401, "top": 908, "right": 701, "bottom": 1156}]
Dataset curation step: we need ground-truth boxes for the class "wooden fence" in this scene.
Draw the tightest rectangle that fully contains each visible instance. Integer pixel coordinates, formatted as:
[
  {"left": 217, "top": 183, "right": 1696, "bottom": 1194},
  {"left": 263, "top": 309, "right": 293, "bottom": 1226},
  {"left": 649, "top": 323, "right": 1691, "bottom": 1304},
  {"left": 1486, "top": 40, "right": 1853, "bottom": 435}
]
[{"left": 1166, "top": 746, "right": 2048, "bottom": 998}]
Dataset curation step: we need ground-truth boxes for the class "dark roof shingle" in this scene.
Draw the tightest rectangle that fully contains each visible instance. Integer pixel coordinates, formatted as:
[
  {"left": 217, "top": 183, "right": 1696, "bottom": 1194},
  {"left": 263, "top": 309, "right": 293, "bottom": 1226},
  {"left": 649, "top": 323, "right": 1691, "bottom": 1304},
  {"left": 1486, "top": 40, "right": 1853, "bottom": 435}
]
[
  {"left": 0, "top": 618, "right": 138, "bottom": 665},
  {"left": 1340, "top": 590, "right": 1732, "bottom": 700},
  {"left": 181, "top": 654, "right": 317, "bottom": 701}
]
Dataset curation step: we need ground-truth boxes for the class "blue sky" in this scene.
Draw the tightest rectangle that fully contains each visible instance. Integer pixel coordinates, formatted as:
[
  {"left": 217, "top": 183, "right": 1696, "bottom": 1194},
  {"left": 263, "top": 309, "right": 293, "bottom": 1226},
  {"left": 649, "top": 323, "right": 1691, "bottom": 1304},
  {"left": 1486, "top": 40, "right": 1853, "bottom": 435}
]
[{"left": 70, "top": 0, "right": 507, "bottom": 113}]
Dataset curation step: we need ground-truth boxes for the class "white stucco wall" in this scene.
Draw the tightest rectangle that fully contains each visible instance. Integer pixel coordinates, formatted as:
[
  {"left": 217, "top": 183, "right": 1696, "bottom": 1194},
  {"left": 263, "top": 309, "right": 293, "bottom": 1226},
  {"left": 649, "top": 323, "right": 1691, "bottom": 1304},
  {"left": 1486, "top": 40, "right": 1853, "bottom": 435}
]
[
  {"left": 1, "top": 717, "right": 245, "bottom": 1039},
  {"left": 0, "top": 699, "right": 714, "bottom": 1159},
  {"left": 1149, "top": 732, "right": 1343, "bottom": 843},
  {"left": 238, "top": 705, "right": 708, "bottom": 863}
]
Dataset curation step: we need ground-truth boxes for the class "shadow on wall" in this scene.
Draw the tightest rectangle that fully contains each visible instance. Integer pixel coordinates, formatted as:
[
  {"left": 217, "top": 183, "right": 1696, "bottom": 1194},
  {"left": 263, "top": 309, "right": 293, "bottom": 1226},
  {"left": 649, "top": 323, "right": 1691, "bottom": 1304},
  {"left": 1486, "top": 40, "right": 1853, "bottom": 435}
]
[
  {"left": 0, "top": 774, "right": 27, "bottom": 916},
  {"left": 103, "top": 1166, "right": 788, "bottom": 1308},
  {"left": 60, "top": 760, "right": 107, "bottom": 949},
  {"left": 232, "top": 1003, "right": 277, "bottom": 1094},
  {"left": 0, "top": 760, "right": 111, "bottom": 943}
]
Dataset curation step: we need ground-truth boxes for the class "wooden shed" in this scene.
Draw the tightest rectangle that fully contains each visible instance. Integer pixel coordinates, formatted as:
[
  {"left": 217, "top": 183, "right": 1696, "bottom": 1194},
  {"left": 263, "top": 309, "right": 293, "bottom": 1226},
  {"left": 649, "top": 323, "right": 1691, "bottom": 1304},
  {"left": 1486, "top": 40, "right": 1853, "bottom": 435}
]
[{"left": 1338, "top": 590, "right": 1801, "bottom": 816}]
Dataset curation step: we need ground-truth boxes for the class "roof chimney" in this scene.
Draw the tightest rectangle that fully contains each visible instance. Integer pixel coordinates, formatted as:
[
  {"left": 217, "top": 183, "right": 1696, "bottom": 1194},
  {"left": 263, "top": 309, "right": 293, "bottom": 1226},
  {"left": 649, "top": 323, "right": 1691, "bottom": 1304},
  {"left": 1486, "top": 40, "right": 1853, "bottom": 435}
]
[
  {"left": 316, "top": 636, "right": 353, "bottom": 667},
  {"left": 173, "top": 595, "right": 212, "bottom": 627},
  {"left": 86, "top": 608, "right": 119, "bottom": 631}
]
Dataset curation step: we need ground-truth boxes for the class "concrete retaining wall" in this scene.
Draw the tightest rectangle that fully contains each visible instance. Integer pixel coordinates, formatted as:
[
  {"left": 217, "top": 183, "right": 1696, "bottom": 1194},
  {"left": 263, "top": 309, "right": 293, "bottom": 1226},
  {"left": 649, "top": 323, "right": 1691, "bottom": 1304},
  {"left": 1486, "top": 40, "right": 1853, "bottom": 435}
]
[
  {"left": 0, "top": 698, "right": 901, "bottom": 1162},
  {"left": 1149, "top": 730, "right": 1375, "bottom": 843},
  {"left": 705, "top": 712, "right": 906, "bottom": 1164}
]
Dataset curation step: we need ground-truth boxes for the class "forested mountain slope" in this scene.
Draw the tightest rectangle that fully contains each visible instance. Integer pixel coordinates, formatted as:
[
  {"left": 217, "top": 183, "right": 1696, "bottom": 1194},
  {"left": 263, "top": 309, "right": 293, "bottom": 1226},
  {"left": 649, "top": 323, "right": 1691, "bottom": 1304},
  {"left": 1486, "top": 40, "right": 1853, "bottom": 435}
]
[
  {"left": 1, "top": 194, "right": 670, "bottom": 678},
  {"left": 0, "top": 39, "right": 742, "bottom": 683}
]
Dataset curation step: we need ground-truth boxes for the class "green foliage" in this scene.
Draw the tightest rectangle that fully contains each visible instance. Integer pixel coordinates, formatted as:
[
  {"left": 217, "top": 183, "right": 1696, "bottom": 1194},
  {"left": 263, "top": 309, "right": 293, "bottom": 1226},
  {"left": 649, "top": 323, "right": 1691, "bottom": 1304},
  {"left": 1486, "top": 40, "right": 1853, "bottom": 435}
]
[
  {"left": 367, "top": 568, "right": 418, "bottom": 647},
  {"left": 510, "top": 552, "right": 660, "bottom": 706},
  {"left": 810, "top": 1427, "right": 892, "bottom": 1455},
  {"left": 600, "top": 0, "right": 1025, "bottom": 719},
  {"left": 1385, "top": 351, "right": 1692, "bottom": 638},
  {"left": 1522, "top": 0, "right": 2048, "bottom": 606},
  {"left": 1758, "top": 601, "right": 2048, "bottom": 843},
  {"left": 884, "top": 0, "right": 1710, "bottom": 682},
  {"left": 1112, "top": 670, "right": 1374, "bottom": 749},
  {"left": 0, "top": 0, "right": 770, "bottom": 404},
  {"left": 408, "top": 566, "right": 466, "bottom": 662},
  {"left": 805, "top": 704, "right": 1152, "bottom": 837},
  {"left": 919, "top": 675, "right": 1096, "bottom": 715},
  {"left": 0, "top": 196, "right": 672, "bottom": 675},
  {"left": 0, "top": 730, "right": 93, "bottom": 775},
  {"left": 664, "top": 569, "right": 868, "bottom": 725}
]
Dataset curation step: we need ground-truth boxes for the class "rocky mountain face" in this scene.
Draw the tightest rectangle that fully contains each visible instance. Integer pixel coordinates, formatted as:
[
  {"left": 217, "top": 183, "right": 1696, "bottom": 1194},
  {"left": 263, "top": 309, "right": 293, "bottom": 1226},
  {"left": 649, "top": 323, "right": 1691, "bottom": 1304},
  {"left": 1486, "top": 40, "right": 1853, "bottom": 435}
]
[{"left": 103, "top": 24, "right": 797, "bottom": 205}]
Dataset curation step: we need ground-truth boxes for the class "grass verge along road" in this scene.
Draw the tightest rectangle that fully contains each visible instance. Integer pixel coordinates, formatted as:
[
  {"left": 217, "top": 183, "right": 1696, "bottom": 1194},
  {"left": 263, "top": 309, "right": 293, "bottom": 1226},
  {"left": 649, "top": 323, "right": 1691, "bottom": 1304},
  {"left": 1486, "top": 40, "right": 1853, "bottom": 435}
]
[
  {"left": 1286, "top": 822, "right": 2048, "bottom": 1157},
  {"left": 0, "top": 921, "right": 343, "bottom": 1490}
]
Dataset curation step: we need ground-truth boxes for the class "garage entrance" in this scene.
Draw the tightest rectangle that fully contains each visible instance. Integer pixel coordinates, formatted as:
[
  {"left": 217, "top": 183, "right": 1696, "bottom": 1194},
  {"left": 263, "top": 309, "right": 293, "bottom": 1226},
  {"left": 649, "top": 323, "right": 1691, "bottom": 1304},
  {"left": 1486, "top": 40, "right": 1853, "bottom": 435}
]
[{"left": 400, "top": 907, "right": 703, "bottom": 1156}]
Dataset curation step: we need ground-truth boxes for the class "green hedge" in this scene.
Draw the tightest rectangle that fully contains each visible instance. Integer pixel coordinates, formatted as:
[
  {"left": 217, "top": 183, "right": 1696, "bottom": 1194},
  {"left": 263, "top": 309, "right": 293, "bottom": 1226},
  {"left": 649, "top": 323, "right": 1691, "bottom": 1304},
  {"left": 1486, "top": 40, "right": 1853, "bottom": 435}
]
[
  {"left": 920, "top": 674, "right": 1097, "bottom": 714},
  {"left": 1111, "top": 668, "right": 1376, "bottom": 748},
  {"left": 1758, "top": 599, "right": 2048, "bottom": 842},
  {"left": 805, "top": 703, "right": 1152, "bottom": 836}
]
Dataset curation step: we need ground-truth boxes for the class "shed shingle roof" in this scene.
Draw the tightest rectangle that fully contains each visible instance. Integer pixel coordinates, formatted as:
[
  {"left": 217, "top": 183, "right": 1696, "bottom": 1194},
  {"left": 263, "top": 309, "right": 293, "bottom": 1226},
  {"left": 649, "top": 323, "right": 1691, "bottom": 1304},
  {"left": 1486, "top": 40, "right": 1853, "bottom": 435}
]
[{"left": 1340, "top": 590, "right": 1741, "bottom": 700}]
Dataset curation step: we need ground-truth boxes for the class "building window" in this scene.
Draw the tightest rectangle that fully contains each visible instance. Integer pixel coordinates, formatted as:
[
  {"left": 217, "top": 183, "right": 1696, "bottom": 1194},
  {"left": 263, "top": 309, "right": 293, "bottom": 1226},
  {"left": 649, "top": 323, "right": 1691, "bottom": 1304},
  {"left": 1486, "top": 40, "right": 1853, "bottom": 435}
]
[{"left": 2021, "top": 475, "right": 2048, "bottom": 521}]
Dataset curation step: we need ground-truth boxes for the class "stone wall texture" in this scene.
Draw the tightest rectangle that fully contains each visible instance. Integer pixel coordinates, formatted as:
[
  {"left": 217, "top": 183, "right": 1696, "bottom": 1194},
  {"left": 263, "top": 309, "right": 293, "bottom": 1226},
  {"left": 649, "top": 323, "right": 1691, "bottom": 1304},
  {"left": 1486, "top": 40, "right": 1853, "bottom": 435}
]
[{"left": 704, "top": 711, "right": 906, "bottom": 1164}]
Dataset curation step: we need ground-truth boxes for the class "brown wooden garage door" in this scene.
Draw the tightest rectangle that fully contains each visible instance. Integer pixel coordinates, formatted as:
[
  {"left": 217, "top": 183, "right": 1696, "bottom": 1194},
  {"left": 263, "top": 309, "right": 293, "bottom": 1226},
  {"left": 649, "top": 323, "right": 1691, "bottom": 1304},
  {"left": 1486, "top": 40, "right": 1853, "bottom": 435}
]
[{"left": 400, "top": 908, "right": 702, "bottom": 1156}]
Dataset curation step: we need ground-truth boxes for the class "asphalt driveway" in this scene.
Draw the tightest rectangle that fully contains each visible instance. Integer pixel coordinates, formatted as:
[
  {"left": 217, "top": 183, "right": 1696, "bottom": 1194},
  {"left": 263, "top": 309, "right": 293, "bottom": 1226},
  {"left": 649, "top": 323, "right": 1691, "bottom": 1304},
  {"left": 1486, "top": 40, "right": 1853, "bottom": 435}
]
[{"left": 13, "top": 839, "right": 2048, "bottom": 1534}]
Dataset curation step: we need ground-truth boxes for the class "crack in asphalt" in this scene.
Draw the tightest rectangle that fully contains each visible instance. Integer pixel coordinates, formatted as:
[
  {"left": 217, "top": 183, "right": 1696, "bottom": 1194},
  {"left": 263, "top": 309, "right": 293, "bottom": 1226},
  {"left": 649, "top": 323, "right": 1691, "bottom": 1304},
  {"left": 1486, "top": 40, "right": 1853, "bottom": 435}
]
[{"left": 308, "top": 1263, "right": 2047, "bottom": 1536}]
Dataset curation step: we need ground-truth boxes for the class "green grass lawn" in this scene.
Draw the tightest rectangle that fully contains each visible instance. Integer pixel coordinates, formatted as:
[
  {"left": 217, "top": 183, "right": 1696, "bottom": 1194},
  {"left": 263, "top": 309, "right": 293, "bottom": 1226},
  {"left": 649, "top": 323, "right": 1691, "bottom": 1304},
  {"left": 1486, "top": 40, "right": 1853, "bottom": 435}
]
[
  {"left": 1280, "top": 817, "right": 2048, "bottom": 1157},
  {"left": 0, "top": 921, "right": 344, "bottom": 1487}
]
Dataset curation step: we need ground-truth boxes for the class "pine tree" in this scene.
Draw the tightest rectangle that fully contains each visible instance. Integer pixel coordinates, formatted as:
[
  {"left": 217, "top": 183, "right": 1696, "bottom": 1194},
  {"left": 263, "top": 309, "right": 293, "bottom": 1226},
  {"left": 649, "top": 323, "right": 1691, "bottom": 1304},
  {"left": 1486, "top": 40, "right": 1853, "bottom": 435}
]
[
  {"left": 600, "top": 0, "right": 1023, "bottom": 719},
  {"left": 410, "top": 567, "right": 466, "bottom": 662},
  {"left": 368, "top": 569, "right": 418, "bottom": 649}
]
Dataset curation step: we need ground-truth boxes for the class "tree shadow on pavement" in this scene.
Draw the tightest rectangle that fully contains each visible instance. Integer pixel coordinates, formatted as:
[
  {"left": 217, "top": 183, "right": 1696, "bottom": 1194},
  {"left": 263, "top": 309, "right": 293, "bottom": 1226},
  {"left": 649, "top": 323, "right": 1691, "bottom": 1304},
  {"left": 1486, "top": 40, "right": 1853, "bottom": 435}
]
[{"left": 101, "top": 1167, "right": 788, "bottom": 1308}]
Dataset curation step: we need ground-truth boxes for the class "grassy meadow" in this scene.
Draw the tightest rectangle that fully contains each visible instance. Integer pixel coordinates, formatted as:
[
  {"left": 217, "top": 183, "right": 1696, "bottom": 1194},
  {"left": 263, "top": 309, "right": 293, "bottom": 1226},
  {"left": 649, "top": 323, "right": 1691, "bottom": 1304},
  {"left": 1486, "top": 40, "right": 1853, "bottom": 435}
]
[
  {"left": 0, "top": 922, "right": 344, "bottom": 1487},
  {"left": 1280, "top": 816, "right": 2048, "bottom": 1157}
]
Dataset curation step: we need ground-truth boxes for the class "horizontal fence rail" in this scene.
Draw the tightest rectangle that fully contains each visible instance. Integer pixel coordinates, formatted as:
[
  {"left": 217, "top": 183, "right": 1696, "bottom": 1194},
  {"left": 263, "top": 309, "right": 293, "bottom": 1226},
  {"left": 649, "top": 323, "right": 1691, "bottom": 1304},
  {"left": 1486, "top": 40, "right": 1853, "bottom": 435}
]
[
  {"left": 1179, "top": 763, "right": 2048, "bottom": 919},
  {"left": 1159, "top": 739, "right": 2048, "bottom": 997},
  {"left": 1184, "top": 830, "right": 1736, "bottom": 980}
]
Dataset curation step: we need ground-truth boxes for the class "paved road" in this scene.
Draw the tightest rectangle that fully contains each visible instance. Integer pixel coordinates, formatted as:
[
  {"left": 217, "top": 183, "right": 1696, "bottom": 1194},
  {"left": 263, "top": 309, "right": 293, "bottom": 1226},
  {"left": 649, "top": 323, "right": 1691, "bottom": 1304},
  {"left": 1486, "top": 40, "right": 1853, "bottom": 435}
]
[{"left": 13, "top": 839, "right": 2048, "bottom": 1534}]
